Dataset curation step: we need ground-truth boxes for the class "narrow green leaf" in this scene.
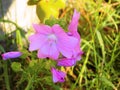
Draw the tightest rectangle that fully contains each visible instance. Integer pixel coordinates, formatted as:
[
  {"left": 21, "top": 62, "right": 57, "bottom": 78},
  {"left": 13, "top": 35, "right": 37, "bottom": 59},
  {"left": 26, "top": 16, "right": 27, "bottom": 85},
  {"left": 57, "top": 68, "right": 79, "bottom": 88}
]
[
  {"left": 96, "top": 30, "right": 105, "bottom": 60},
  {"left": 16, "top": 29, "right": 23, "bottom": 48}
]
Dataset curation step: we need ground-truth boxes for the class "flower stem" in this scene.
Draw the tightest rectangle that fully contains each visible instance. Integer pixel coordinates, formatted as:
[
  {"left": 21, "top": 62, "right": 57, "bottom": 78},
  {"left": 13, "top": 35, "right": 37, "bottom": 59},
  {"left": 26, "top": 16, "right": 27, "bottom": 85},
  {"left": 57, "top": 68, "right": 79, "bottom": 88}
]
[
  {"left": 3, "top": 61, "right": 11, "bottom": 90},
  {"left": 25, "top": 75, "right": 34, "bottom": 90}
]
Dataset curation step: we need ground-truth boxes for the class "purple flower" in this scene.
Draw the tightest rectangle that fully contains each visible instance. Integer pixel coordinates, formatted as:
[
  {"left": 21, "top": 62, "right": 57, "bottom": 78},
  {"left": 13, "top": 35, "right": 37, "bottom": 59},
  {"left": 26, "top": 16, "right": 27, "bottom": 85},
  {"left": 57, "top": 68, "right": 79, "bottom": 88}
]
[
  {"left": 1, "top": 51, "right": 22, "bottom": 60},
  {"left": 68, "top": 9, "right": 83, "bottom": 61},
  {"left": 29, "top": 24, "right": 78, "bottom": 60},
  {"left": 57, "top": 58, "right": 76, "bottom": 67},
  {"left": 51, "top": 67, "right": 66, "bottom": 83},
  {"left": 56, "top": 9, "right": 83, "bottom": 67}
]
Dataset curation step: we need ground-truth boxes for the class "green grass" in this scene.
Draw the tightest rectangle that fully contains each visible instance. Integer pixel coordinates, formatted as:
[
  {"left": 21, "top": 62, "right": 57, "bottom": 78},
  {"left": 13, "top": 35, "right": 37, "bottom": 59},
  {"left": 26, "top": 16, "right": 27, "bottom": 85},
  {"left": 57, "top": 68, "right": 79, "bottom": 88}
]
[{"left": 0, "top": 0, "right": 120, "bottom": 90}]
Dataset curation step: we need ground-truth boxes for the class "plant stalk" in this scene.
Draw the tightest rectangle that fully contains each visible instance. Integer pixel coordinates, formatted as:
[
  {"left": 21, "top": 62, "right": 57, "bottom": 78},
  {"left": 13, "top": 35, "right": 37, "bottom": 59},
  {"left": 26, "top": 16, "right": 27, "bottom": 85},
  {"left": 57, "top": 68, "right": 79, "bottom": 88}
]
[
  {"left": 25, "top": 75, "right": 34, "bottom": 90},
  {"left": 3, "top": 61, "right": 11, "bottom": 90}
]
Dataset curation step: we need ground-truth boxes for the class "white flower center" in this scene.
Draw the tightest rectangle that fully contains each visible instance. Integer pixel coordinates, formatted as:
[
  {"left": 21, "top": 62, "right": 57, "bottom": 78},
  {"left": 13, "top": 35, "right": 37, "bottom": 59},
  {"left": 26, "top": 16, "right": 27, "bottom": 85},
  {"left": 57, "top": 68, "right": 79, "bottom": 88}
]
[{"left": 48, "top": 34, "right": 57, "bottom": 41}]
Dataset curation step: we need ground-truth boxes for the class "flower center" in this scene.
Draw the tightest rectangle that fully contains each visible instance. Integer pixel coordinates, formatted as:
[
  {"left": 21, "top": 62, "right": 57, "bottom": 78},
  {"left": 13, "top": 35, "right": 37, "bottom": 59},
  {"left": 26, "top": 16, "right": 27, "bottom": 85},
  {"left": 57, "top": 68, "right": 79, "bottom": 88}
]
[{"left": 47, "top": 34, "right": 57, "bottom": 41}]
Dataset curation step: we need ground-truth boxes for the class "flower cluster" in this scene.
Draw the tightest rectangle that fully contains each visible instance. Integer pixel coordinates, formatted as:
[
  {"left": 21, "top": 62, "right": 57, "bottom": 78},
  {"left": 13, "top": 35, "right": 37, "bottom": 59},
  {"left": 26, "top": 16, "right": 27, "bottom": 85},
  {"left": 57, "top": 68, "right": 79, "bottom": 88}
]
[
  {"left": 29, "top": 9, "right": 83, "bottom": 83},
  {"left": 1, "top": 9, "right": 83, "bottom": 83}
]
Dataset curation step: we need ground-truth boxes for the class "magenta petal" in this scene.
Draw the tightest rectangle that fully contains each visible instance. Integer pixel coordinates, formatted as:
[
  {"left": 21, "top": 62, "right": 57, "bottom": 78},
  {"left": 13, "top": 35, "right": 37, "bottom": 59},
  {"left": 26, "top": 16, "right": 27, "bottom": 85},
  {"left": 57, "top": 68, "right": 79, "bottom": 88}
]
[
  {"left": 52, "top": 24, "right": 68, "bottom": 39},
  {"left": 57, "top": 36, "right": 78, "bottom": 58},
  {"left": 28, "top": 34, "right": 47, "bottom": 51},
  {"left": 37, "top": 50, "right": 47, "bottom": 59},
  {"left": 57, "top": 58, "right": 76, "bottom": 67},
  {"left": 68, "top": 9, "right": 80, "bottom": 32},
  {"left": 68, "top": 9, "right": 81, "bottom": 42},
  {"left": 75, "top": 51, "right": 83, "bottom": 61},
  {"left": 52, "top": 24, "right": 78, "bottom": 58},
  {"left": 51, "top": 67, "right": 66, "bottom": 83},
  {"left": 73, "top": 45, "right": 83, "bottom": 61},
  {"left": 72, "top": 48, "right": 83, "bottom": 61},
  {"left": 33, "top": 24, "right": 52, "bottom": 35},
  {"left": 68, "top": 31, "right": 81, "bottom": 43},
  {"left": 37, "top": 41, "right": 59, "bottom": 60},
  {"left": 1, "top": 51, "right": 22, "bottom": 60}
]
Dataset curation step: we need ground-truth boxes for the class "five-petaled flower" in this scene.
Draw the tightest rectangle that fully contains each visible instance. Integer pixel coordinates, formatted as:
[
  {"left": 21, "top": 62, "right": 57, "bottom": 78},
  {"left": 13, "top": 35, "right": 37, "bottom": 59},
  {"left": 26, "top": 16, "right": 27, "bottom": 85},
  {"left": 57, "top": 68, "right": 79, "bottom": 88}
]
[
  {"left": 51, "top": 67, "right": 66, "bottom": 83},
  {"left": 29, "top": 24, "right": 78, "bottom": 60},
  {"left": 1, "top": 51, "right": 22, "bottom": 60}
]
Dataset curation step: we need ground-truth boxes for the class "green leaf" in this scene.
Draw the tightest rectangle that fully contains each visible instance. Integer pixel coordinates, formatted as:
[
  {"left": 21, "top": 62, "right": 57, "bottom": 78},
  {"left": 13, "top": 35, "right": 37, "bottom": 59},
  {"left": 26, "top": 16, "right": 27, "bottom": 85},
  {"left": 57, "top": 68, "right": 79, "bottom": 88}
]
[
  {"left": 96, "top": 30, "right": 105, "bottom": 60},
  {"left": 36, "top": 0, "right": 66, "bottom": 22},
  {"left": 11, "top": 62, "right": 23, "bottom": 72}
]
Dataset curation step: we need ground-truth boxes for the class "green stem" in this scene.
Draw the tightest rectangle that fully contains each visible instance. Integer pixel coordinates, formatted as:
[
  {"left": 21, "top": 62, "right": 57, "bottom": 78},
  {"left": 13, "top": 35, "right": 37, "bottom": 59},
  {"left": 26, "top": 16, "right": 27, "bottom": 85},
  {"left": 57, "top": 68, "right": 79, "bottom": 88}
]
[
  {"left": 25, "top": 75, "right": 34, "bottom": 90},
  {"left": 3, "top": 61, "right": 11, "bottom": 90},
  {"left": 0, "top": 19, "right": 23, "bottom": 31}
]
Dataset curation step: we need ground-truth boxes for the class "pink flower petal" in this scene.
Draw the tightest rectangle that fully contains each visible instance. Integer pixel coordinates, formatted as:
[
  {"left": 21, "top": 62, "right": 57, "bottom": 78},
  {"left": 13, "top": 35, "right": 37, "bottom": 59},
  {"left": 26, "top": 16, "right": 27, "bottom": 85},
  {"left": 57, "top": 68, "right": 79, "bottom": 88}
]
[
  {"left": 1, "top": 51, "right": 22, "bottom": 60},
  {"left": 28, "top": 34, "right": 47, "bottom": 51},
  {"left": 74, "top": 50, "right": 83, "bottom": 61},
  {"left": 68, "top": 9, "right": 80, "bottom": 33},
  {"left": 57, "top": 36, "right": 78, "bottom": 58},
  {"left": 51, "top": 67, "right": 66, "bottom": 83},
  {"left": 68, "top": 31, "right": 81, "bottom": 42},
  {"left": 37, "top": 40, "right": 59, "bottom": 60},
  {"left": 57, "top": 58, "right": 76, "bottom": 67},
  {"left": 73, "top": 45, "right": 83, "bottom": 60},
  {"left": 52, "top": 24, "right": 78, "bottom": 58},
  {"left": 33, "top": 24, "right": 52, "bottom": 35},
  {"left": 68, "top": 9, "right": 81, "bottom": 42}
]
